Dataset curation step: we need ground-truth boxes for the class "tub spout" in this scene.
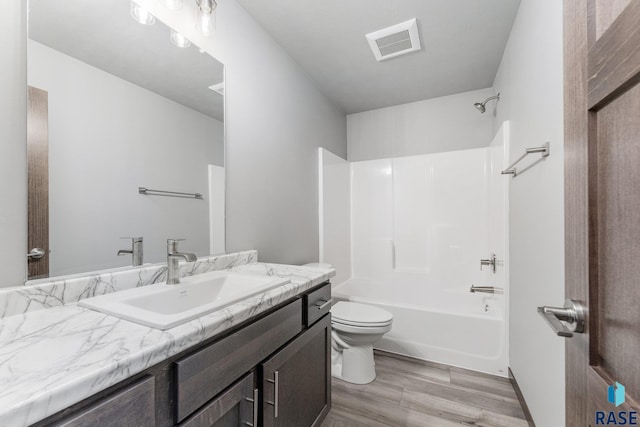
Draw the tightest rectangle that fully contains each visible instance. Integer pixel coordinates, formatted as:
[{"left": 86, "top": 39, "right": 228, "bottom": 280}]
[{"left": 470, "top": 285, "right": 503, "bottom": 295}]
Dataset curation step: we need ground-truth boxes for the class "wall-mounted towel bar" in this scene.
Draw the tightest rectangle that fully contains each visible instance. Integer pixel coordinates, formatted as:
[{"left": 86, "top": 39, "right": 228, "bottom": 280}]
[
  {"left": 138, "top": 187, "right": 203, "bottom": 199},
  {"left": 501, "top": 141, "right": 550, "bottom": 176}
]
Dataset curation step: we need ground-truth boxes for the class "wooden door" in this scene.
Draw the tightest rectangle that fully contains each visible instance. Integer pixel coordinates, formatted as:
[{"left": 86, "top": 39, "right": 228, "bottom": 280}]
[
  {"left": 261, "top": 314, "right": 331, "bottom": 427},
  {"left": 565, "top": 1, "right": 640, "bottom": 425},
  {"left": 27, "top": 85, "right": 49, "bottom": 279}
]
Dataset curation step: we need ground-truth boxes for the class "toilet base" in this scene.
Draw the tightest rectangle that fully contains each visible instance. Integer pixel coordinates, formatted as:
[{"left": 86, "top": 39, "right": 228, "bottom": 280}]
[{"left": 331, "top": 343, "right": 376, "bottom": 385}]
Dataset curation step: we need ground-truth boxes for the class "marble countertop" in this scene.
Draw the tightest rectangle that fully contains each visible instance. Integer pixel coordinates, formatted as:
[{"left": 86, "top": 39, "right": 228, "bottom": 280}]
[{"left": 0, "top": 262, "right": 334, "bottom": 427}]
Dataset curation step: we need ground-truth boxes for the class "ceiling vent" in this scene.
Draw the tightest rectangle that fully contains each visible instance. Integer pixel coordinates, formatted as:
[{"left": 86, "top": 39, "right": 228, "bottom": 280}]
[{"left": 366, "top": 18, "right": 421, "bottom": 62}]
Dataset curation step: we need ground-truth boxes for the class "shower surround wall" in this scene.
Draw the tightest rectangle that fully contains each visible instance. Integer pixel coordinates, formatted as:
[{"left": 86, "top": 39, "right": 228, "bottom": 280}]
[
  {"left": 347, "top": 88, "right": 495, "bottom": 162},
  {"left": 330, "top": 123, "right": 509, "bottom": 376}
]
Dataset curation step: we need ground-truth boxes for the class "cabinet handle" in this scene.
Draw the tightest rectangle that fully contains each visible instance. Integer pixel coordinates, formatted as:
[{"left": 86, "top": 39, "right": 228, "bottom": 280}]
[
  {"left": 243, "top": 388, "right": 258, "bottom": 426},
  {"left": 315, "top": 299, "right": 332, "bottom": 310},
  {"left": 265, "top": 370, "right": 279, "bottom": 418}
]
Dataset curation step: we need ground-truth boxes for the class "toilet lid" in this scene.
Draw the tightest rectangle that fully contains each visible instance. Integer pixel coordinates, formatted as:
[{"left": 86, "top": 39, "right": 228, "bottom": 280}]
[{"left": 331, "top": 301, "right": 393, "bottom": 327}]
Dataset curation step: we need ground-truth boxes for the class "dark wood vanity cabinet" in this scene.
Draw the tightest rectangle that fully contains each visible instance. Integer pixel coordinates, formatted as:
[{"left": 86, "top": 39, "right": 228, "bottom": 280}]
[
  {"left": 36, "top": 282, "right": 331, "bottom": 427},
  {"left": 174, "top": 299, "right": 303, "bottom": 423},
  {"left": 261, "top": 314, "right": 331, "bottom": 427}
]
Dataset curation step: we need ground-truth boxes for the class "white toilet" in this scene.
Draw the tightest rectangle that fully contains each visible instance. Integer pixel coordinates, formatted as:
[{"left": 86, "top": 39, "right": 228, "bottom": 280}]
[{"left": 330, "top": 301, "right": 393, "bottom": 384}]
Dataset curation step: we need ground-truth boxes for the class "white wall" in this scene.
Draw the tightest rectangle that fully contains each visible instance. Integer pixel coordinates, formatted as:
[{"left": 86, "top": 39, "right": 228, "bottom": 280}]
[
  {"left": 28, "top": 41, "right": 223, "bottom": 276},
  {"left": 133, "top": 0, "right": 348, "bottom": 265},
  {"left": 347, "top": 88, "right": 495, "bottom": 161},
  {"left": 0, "top": 1, "right": 27, "bottom": 288},
  {"left": 492, "top": 0, "right": 565, "bottom": 426},
  {"left": 318, "top": 148, "right": 350, "bottom": 285}
]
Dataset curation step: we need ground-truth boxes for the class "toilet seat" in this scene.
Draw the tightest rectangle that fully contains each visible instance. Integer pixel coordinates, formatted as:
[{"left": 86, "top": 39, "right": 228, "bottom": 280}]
[
  {"left": 332, "top": 320, "right": 392, "bottom": 335},
  {"left": 331, "top": 301, "right": 393, "bottom": 328}
]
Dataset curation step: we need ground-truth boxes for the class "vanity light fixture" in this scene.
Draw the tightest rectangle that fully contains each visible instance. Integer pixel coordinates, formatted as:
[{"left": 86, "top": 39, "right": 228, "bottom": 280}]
[
  {"left": 170, "top": 29, "right": 192, "bottom": 48},
  {"left": 195, "top": 0, "right": 217, "bottom": 37},
  {"left": 130, "top": 2, "right": 156, "bottom": 25}
]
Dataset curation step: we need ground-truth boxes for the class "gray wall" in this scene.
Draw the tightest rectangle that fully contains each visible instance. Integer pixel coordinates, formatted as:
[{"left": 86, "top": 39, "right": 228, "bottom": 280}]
[
  {"left": 0, "top": 2, "right": 27, "bottom": 288},
  {"left": 347, "top": 88, "right": 495, "bottom": 161},
  {"left": 492, "top": 0, "right": 565, "bottom": 425},
  {"left": 134, "top": 0, "right": 348, "bottom": 266}
]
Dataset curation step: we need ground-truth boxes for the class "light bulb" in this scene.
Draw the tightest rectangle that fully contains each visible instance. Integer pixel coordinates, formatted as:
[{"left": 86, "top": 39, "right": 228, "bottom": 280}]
[
  {"left": 165, "top": 0, "right": 183, "bottom": 10},
  {"left": 130, "top": 2, "right": 156, "bottom": 25},
  {"left": 170, "top": 29, "right": 191, "bottom": 48},
  {"left": 195, "top": 9, "right": 215, "bottom": 37},
  {"left": 195, "top": 0, "right": 216, "bottom": 37}
]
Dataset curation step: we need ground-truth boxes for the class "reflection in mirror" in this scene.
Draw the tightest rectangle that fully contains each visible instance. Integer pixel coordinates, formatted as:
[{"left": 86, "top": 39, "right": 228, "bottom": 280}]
[{"left": 27, "top": 0, "right": 225, "bottom": 281}]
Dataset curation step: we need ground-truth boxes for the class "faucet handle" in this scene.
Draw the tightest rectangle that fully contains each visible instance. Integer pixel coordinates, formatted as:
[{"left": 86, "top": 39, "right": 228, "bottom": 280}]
[
  {"left": 121, "top": 237, "right": 143, "bottom": 243},
  {"left": 167, "top": 238, "right": 186, "bottom": 253}
]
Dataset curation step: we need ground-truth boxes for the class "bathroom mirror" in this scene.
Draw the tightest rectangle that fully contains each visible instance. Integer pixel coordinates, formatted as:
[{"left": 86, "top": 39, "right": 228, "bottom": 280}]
[{"left": 26, "top": 0, "right": 225, "bottom": 281}]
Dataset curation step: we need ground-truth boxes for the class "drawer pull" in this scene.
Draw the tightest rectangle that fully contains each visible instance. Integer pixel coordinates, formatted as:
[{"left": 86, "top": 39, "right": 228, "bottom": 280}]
[
  {"left": 243, "top": 388, "right": 258, "bottom": 427},
  {"left": 265, "top": 371, "right": 279, "bottom": 418},
  {"left": 315, "top": 299, "right": 332, "bottom": 310}
]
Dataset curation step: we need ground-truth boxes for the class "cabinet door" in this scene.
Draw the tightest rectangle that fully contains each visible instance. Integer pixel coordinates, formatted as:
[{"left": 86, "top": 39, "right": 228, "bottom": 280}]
[
  {"left": 179, "top": 373, "right": 258, "bottom": 427},
  {"left": 261, "top": 314, "right": 331, "bottom": 427}
]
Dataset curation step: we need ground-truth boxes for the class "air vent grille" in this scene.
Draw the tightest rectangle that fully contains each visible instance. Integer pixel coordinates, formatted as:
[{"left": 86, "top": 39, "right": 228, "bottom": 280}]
[{"left": 366, "top": 19, "right": 421, "bottom": 62}]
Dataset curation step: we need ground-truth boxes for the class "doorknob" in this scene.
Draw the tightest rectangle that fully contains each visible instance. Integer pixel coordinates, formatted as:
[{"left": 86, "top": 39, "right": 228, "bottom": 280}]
[
  {"left": 27, "top": 248, "right": 46, "bottom": 259},
  {"left": 537, "top": 299, "right": 586, "bottom": 338}
]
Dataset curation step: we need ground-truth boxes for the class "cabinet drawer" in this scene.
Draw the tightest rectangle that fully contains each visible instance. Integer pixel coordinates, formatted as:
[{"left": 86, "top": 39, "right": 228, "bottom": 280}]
[
  {"left": 57, "top": 376, "right": 155, "bottom": 427},
  {"left": 175, "top": 299, "right": 302, "bottom": 422},
  {"left": 179, "top": 373, "right": 256, "bottom": 427},
  {"left": 304, "top": 283, "right": 331, "bottom": 327}
]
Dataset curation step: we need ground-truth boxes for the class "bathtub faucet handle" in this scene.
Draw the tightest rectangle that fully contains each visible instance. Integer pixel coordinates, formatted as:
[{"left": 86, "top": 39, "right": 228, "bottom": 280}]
[{"left": 480, "top": 253, "right": 497, "bottom": 273}]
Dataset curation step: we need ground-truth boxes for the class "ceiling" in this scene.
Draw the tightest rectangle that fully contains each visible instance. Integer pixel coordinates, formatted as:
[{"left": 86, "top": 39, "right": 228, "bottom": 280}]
[
  {"left": 236, "top": 0, "right": 520, "bottom": 114},
  {"left": 29, "top": 0, "right": 225, "bottom": 121}
]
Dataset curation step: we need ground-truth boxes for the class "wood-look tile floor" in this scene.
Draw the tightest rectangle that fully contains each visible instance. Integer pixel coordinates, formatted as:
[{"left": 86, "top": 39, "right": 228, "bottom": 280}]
[{"left": 321, "top": 351, "right": 530, "bottom": 427}]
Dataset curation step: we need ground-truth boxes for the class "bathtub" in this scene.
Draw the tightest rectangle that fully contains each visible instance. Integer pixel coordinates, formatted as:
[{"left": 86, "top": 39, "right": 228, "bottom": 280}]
[{"left": 333, "top": 277, "right": 508, "bottom": 377}]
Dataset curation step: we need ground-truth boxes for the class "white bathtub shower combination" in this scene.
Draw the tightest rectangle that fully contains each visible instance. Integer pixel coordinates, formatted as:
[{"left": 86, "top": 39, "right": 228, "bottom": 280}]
[{"left": 320, "top": 122, "right": 510, "bottom": 377}]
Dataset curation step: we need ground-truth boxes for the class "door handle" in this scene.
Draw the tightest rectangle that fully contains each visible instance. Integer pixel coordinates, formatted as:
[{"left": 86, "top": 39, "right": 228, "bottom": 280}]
[
  {"left": 27, "top": 248, "right": 46, "bottom": 259},
  {"left": 537, "top": 299, "right": 586, "bottom": 338}
]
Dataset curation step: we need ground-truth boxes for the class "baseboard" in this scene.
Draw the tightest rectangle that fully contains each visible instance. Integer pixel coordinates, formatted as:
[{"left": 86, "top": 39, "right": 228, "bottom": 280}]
[{"left": 508, "top": 368, "right": 536, "bottom": 427}]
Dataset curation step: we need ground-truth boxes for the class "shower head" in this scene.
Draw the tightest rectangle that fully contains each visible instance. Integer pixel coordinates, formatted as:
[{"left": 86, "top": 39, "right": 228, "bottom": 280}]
[
  {"left": 474, "top": 93, "right": 500, "bottom": 114},
  {"left": 474, "top": 102, "right": 486, "bottom": 113}
]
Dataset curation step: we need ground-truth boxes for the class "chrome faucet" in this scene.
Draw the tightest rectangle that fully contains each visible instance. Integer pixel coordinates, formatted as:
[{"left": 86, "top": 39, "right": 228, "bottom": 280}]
[
  {"left": 118, "top": 237, "right": 144, "bottom": 266},
  {"left": 166, "top": 239, "right": 197, "bottom": 285}
]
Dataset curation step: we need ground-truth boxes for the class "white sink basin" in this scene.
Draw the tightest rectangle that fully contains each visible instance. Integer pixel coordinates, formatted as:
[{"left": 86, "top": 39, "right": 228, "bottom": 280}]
[{"left": 79, "top": 271, "right": 290, "bottom": 330}]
